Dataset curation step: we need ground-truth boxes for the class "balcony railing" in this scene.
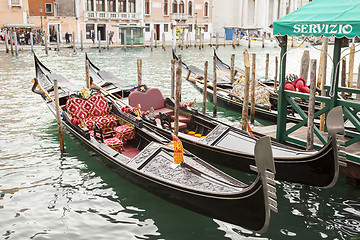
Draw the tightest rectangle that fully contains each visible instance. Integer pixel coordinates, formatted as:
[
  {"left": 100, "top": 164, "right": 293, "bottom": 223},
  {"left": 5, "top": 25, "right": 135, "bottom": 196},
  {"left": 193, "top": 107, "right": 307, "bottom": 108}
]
[
  {"left": 10, "top": 0, "right": 22, "bottom": 6},
  {"left": 172, "top": 13, "right": 188, "bottom": 21},
  {"left": 85, "top": 11, "right": 141, "bottom": 20}
]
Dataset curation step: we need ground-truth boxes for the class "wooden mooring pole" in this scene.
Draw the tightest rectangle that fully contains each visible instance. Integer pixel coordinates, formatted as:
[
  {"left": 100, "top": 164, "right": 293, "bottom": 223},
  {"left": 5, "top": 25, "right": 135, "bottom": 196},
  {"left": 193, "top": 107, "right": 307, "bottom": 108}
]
[
  {"left": 10, "top": 31, "right": 14, "bottom": 55},
  {"left": 56, "top": 30, "right": 60, "bottom": 51},
  {"left": 80, "top": 30, "right": 83, "bottom": 51},
  {"left": 230, "top": 54, "right": 235, "bottom": 83},
  {"left": 242, "top": 49, "right": 250, "bottom": 130},
  {"left": 247, "top": 30, "right": 251, "bottom": 48},
  {"left": 54, "top": 79, "right": 65, "bottom": 153},
  {"left": 274, "top": 56, "right": 278, "bottom": 92},
  {"left": 98, "top": 30, "right": 101, "bottom": 53},
  {"left": 319, "top": 38, "right": 329, "bottom": 131},
  {"left": 72, "top": 31, "right": 76, "bottom": 52},
  {"left": 171, "top": 59, "right": 175, "bottom": 98},
  {"left": 106, "top": 30, "right": 110, "bottom": 50},
  {"left": 357, "top": 63, "right": 360, "bottom": 100},
  {"left": 44, "top": 31, "right": 48, "bottom": 55},
  {"left": 250, "top": 53, "right": 256, "bottom": 124},
  {"left": 232, "top": 33, "right": 236, "bottom": 48},
  {"left": 30, "top": 32, "right": 34, "bottom": 53},
  {"left": 124, "top": 30, "right": 127, "bottom": 51},
  {"left": 348, "top": 43, "right": 355, "bottom": 90},
  {"left": 300, "top": 50, "right": 310, "bottom": 84},
  {"left": 85, "top": 60, "right": 90, "bottom": 88},
  {"left": 5, "top": 31, "right": 9, "bottom": 53},
  {"left": 213, "top": 56, "right": 217, "bottom": 116},
  {"left": 202, "top": 61, "right": 208, "bottom": 114},
  {"left": 341, "top": 57, "right": 346, "bottom": 98},
  {"left": 14, "top": 31, "right": 18, "bottom": 56},
  {"left": 216, "top": 33, "right": 219, "bottom": 49},
  {"left": 265, "top": 53, "right": 269, "bottom": 80},
  {"left": 162, "top": 32, "right": 166, "bottom": 50},
  {"left": 137, "top": 59, "right": 142, "bottom": 86},
  {"left": 306, "top": 59, "right": 317, "bottom": 151},
  {"left": 174, "top": 54, "right": 182, "bottom": 136},
  {"left": 151, "top": 30, "right": 154, "bottom": 52}
]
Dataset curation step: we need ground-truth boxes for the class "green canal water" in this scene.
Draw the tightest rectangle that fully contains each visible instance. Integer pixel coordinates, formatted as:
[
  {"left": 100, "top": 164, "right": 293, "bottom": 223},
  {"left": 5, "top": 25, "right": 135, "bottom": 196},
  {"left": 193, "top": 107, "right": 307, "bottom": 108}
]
[{"left": 0, "top": 45, "right": 359, "bottom": 239}]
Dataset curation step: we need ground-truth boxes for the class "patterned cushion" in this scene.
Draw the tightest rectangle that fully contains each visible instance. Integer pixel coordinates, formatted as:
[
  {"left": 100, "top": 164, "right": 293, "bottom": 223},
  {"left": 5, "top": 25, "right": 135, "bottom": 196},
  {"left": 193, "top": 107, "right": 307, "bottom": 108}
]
[
  {"left": 66, "top": 94, "right": 110, "bottom": 119},
  {"left": 89, "top": 130, "right": 124, "bottom": 153},
  {"left": 66, "top": 94, "right": 116, "bottom": 131},
  {"left": 114, "top": 125, "right": 135, "bottom": 141},
  {"left": 104, "top": 137, "right": 124, "bottom": 152},
  {"left": 84, "top": 115, "right": 118, "bottom": 131}
]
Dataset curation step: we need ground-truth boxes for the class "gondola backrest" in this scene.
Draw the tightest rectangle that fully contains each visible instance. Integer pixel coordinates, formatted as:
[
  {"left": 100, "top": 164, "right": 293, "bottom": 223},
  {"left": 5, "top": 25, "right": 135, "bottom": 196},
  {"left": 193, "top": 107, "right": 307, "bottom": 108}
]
[
  {"left": 66, "top": 94, "right": 110, "bottom": 119},
  {"left": 128, "top": 88, "right": 165, "bottom": 111}
]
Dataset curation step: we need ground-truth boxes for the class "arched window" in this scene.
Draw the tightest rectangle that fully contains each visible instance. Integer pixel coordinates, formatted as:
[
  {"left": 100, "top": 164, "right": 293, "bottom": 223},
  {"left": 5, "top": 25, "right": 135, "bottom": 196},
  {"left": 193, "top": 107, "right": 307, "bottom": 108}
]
[
  {"left": 145, "top": 0, "right": 150, "bottom": 15},
  {"left": 204, "top": 2, "right": 208, "bottom": 17},
  {"left": 179, "top": 0, "right": 184, "bottom": 13},
  {"left": 172, "top": 0, "right": 177, "bottom": 14},
  {"left": 188, "top": 1, "right": 192, "bottom": 16},
  {"left": 163, "top": 0, "right": 168, "bottom": 15}
]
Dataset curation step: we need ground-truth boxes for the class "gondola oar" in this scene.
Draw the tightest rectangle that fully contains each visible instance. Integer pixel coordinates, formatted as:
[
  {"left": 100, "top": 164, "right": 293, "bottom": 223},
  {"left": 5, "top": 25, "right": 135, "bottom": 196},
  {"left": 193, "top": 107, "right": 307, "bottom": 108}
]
[
  {"left": 91, "top": 81, "right": 128, "bottom": 106},
  {"left": 185, "top": 74, "right": 235, "bottom": 96}
]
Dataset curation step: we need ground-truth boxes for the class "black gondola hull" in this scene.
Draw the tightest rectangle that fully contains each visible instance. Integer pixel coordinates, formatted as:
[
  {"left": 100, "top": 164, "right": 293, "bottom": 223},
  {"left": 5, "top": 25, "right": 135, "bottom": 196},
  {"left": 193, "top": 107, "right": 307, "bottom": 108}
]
[{"left": 147, "top": 124, "right": 336, "bottom": 187}]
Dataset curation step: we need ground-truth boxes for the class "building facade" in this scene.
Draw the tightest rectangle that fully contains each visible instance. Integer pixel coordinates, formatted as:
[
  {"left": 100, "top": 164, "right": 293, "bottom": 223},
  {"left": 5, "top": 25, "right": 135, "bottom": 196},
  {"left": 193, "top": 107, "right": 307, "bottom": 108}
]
[
  {"left": 0, "top": 0, "right": 31, "bottom": 28},
  {"left": 143, "top": 0, "right": 212, "bottom": 43},
  {"left": 212, "top": 0, "right": 312, "bottom": 35}
]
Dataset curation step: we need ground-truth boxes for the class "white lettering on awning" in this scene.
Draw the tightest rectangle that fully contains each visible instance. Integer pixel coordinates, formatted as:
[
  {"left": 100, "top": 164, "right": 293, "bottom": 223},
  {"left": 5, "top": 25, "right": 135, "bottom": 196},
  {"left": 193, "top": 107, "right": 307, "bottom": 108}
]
[{"left": 293, "top": 24, "right": 353, "bottom": 35}]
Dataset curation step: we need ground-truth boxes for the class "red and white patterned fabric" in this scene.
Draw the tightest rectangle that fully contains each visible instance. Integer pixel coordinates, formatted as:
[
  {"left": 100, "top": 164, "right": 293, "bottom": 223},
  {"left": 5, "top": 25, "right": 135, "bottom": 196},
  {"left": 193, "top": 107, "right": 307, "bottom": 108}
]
[
  {"left": 84, "top": 115, "right": 118, "bottom": 132},
  {"left": 103, "top": 137, "right": 124, "bottom": 152},
  {"left": 114, "top": 125, "right": 135, "bottom": 141},
  {"left": 65, "top": 94, "right": 117, "bottom": 130},
  {"left": 89, "top": 130, "right": 124, "bottom": 152}
]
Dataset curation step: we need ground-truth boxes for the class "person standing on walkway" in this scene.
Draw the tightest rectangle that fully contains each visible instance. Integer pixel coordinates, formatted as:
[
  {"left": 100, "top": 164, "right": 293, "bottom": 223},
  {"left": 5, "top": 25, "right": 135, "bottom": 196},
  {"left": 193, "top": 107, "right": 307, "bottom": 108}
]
[
  {"left": 109, "top": 31, "right": 114, "bottom": 45},
  {"left": 91, "top": 31, "right": 95, "bottom": 44},
  {"left": 65, "top": 32, "right": 69, "bottom": 43}
]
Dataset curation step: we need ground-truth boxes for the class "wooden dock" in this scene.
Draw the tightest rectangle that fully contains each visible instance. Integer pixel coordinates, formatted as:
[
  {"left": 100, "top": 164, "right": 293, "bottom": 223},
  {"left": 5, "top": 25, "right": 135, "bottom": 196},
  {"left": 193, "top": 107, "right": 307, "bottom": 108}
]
[{"left": 253, "top": 123, "right": 360, "bottom": 184}]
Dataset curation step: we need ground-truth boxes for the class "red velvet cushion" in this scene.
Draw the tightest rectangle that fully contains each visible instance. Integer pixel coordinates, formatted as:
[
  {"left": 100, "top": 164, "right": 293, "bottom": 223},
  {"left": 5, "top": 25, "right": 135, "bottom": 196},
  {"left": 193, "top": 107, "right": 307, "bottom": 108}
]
[
  {"left": 153, "top": 108, "right": 174, "bottom": 118},
  {"left": 170, "top": 115, "right": 191, "bottom": 123},
  {"left": 128, "top": 88, "right": 165, "bottom": 111}
]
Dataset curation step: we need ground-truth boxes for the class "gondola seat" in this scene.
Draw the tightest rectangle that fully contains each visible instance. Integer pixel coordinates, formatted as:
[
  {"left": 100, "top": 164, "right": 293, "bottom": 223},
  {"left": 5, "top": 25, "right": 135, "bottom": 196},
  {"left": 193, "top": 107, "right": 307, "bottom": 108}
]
[
  {"left": 114, "top": 125, "right": 135, "bottom": 141},
  {"left": 170, "top": 115, "right": 191, "bottom": 123},
  {"left": 90, "top": 125, "right": 124, "bottom": 152},
  {"left": 158, "top": 112, "right": 187, "bottom": 130},
  {"left": 128, "top": 88, "right": 174, "bottom": 118},
  {"left": 66, "top": 94, "right": 118, "bottom": 131}
]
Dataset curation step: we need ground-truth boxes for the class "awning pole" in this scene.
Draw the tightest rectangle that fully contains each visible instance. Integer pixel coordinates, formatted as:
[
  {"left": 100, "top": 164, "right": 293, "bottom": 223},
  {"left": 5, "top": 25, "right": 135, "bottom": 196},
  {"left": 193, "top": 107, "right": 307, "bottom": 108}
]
[
  {"left": 329, "top": 37, "right": 342, "bottom": 109},
  {"left": 276, "top": 35, "right": 288, "bottom": 143}
]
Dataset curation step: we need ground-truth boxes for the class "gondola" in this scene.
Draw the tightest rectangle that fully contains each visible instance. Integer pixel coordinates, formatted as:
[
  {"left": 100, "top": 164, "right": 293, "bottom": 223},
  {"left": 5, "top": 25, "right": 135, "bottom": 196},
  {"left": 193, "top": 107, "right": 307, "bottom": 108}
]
[
  {"left": 87, "top": 55, "right": 345, "bottom": 188},
  {"left": 175, "top": 51, "right": 319, "bottom": 125},
  {"left": 214, "top": 49, "right": 275, "bottom": 88},
  {"left": 212, "top": 50, "right": 324, "bottom": 124},
  {"left": 32, "top": 55, "right": 277, "bottom": 233}
]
